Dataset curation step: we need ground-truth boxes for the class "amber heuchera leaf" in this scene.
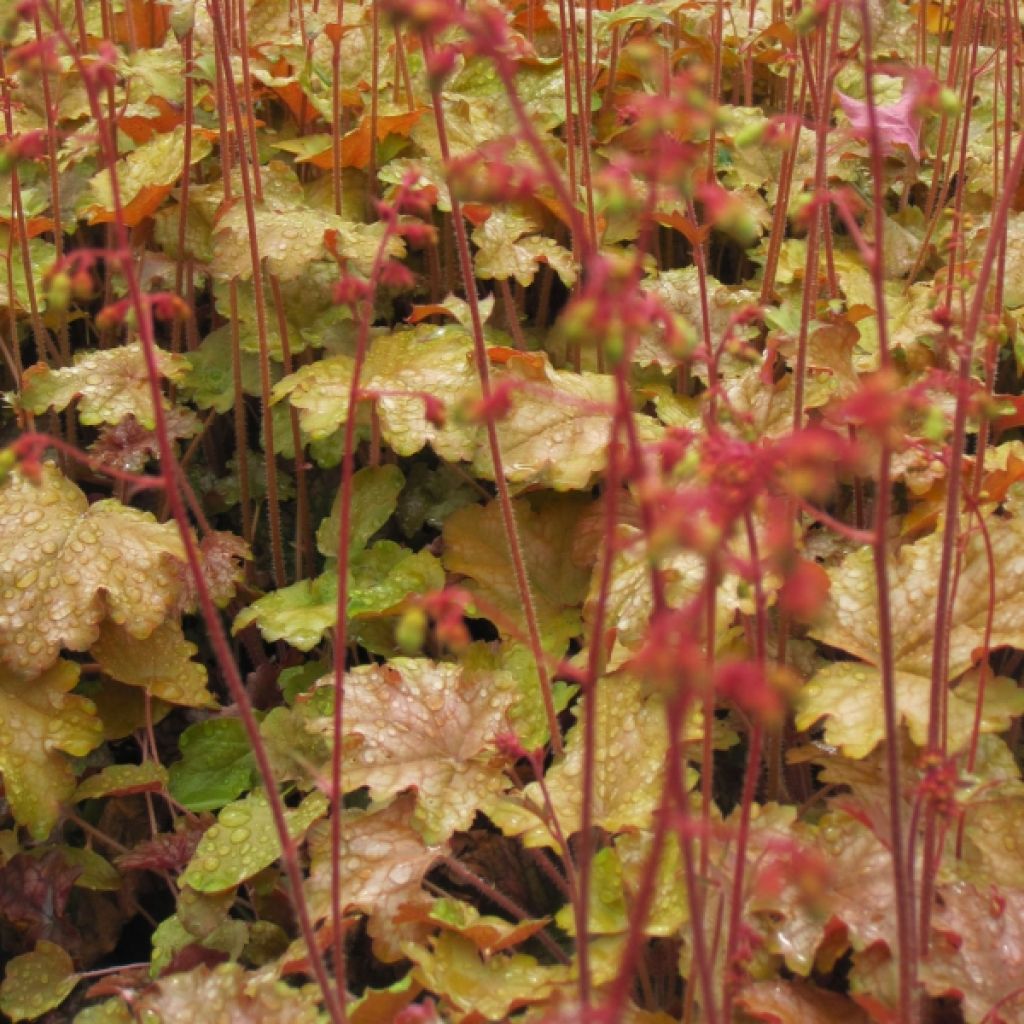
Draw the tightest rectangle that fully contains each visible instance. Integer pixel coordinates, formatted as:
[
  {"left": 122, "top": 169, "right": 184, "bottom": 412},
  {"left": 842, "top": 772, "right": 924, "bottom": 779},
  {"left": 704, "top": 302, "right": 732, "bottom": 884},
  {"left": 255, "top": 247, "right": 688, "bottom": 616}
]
[
  {"left": 306, "top": 793, "right": 444, "bottom": 960},
  {"left": 405, "top": 932, "right": 571, "bottom": 1021},
  {"left": 89, "top": 619, "right": 214, "bottom": 708},
  {"left": 811, "top": 513, "right": 1024, "bottom": 680},
  {"left": 0, "top": 660, "right": 103, "bottom": 839},
  {"left": 795, "top": 665, "right": 1024, "bottom": 759},
  {"left": 442, "top": 493, "right": 593, "bottom": 653},
  {"left": 314, "top": 658, "right": 516, "bottom": 843},
  {"left": 0, "top": 465, "right": 185, "bottom": 678},
  {"left": 128, "top": 962, "right": 321, "bottom": 1023},
  {"left": 85, "top": 124, "right": 212, "bottom": 226},
  {"left": 798, "top": 512, "right": 1024, "bottom": 756},
  {"left": 0, "top": 940, "right": 79, "bottom": 1022},
  {"left": 20, "top": 343, "right": 191, "bottom": 429},
  {"left": 489, "top": 676, "right": 671, "bottom": 848}
]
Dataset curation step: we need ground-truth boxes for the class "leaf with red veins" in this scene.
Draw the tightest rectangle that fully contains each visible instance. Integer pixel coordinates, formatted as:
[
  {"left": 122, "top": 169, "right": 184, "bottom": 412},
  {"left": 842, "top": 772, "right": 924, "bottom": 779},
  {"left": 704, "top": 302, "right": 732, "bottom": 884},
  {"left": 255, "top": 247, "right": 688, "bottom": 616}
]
[
  {"left": 736, "top": 980, "right": 871, "bottom": 1023},
  {"left": 175, "top": 531, "right": 250, "bottom": 614},
  {"left": 922, "top": 883, "right": 1024, "bottom": 1024},
  {"left": 314, "top": 658, "right": 517, "bottom": 844},
  {"left": 115, "top": 818, "right": 211, "bottom": 874},
  {"left": 89, "top": 409, "right": 201, "bottom": 474},
  {"left": 306, "top": 793, "right": 445, "bottom": 962},
  {"left": 835, "top": 84, "right": 923, "bottom": 161}
]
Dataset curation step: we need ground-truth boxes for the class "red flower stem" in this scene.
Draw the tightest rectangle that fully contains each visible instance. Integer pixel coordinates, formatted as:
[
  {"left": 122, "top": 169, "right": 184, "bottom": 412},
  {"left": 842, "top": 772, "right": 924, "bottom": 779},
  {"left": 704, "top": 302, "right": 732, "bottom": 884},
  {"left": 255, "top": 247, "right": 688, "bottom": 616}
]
[
  {"left": 207, "top": 0, "right": 287, "bottom": 588},
  {"left": 422, "top": 35, "right": 565, "bottom": 758},
  {"left": 35, "top": 6, "right": 344, "bottom": 1019},
  {"left": 856, "top": 1, "right": 919, "bottom": 1014}
]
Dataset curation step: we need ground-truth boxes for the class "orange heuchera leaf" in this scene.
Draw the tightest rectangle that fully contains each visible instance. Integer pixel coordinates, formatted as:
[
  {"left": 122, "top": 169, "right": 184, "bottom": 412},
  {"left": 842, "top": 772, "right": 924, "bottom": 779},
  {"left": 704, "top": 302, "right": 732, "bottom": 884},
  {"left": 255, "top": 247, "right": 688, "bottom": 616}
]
[
  {"left": 305, "top": 109, "right": 430, "bottom": 170},
  {"left": 314, "top": 658, "right": 517, "bottom": 844},
  {"left": 0, "top": 465, "right": 186, "bottom": 678},
  {"left": 112, "top": 0, "right": 170, "bottom": 47}
]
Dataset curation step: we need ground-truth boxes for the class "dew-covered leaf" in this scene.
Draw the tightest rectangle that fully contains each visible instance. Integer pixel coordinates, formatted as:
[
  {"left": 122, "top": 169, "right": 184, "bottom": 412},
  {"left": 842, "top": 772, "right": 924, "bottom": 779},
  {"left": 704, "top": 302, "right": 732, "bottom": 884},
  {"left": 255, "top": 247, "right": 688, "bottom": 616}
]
[
  {"left": 315, "top": 658, "right": 516, "bottom": 843},
  {"left": 0, "top": 940, "right": 79, "bottom": 1022},
  {"left": 0, "top": 465, "right": 185, "bottom": 678},
  {"left": 131, "top": 962, "right": 321, "bottom": 1023},
  {"left": 811, "top": 513, "right": 1024, "bottom": 681},
  {"left": 234, "top": 543, "right": 443, "bottom": 651},
  {"left": 405, "top": 932, "right": 571, "bottom": 1021},
  {"left": 0, "top": 660, "right": 103, "bottom": 839},
  {"left": 472, "top": 210, "right": 576, "bottom": 288},
  {"left": 489, "top": 676, "right": 670, "bottom": 847},
  {"left": 795, "top": 665, "right": 1024, "bottom": 759},
  {"left": 74, "top": 762, "right": 168, "bottom": 802},
  {"left": 168, "top": 719, "right": 257, "bottom": 812},
  {"left": 86, "top": 124, "right": 212, "bottom": 226},
  {"left": 181, "top": 790, "right": 328, "bottom": 893},
  {"left": 474, "top": 355, "right": 662, "bottom": 490},
  {"left": 90, "top": 619, "right": 215, "bottom": 708},
  {"left": 921, "top": 883, "right": 1024, "bottom": 1023},
  {"left": 306, "top": 793, "right": 444, "bottom": 960},
  {"left": 20, "top": 343, "right": 190, "bottom": 429}
]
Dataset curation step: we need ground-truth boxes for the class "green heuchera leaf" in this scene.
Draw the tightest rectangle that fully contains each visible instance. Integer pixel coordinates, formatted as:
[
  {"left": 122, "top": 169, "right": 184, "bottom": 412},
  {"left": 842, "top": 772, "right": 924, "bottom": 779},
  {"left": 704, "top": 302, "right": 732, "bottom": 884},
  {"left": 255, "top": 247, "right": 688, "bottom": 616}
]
[
  {"left": 233, "top": 543, "right": 443, "bottom": 651},
  {"left": 51, "top": 845, "right": 121, "bottom": 891},
  {"left": 442, "top": 493, "right": 594, "bottom": 654},
  {"left": 74, "top": 761, "right": 168, "bottom": 802},
  {"left": 314, "top": 658, "right": 517, "bottom": 843},
  {"left": 168, "top": 719, "right": 257, "bottom": 812},
  {"left": 0, "top": 660, "right": 103, "bottom": 839},
  {"left": 0, "top": 233, "right": 54, "bottom": 312},
  {"left": 20, "top": 343, "right": 190, "bottom": 429},
  {"left": 73, "top": 999, "right": 134, "bottom": 1024},
  {"left": 89, "top": 619, "right": 214, "bottom": 708},
  {"left": 181, "top": 789, "right": 328, "bottom": 892},
  {"left": 396, "top": 462, "right": 480, "bottom": 537},
  {"left": 0, "top": 464, "right": 186, "bottom": 678},
  {"left": 0, "top": 941, "right": 78, "bottom": 1022},
  {"left": 555, "top": 847, "right": 628, "bottom": 936},
  {"left": 150, "top": 913, "right": 248, "bottom": 977},
  {"left": 316, "top": 464, "right": 405, "bottom": 558},
  {"left": 179, "top": 326, "right": 270, "bottom": 413}
]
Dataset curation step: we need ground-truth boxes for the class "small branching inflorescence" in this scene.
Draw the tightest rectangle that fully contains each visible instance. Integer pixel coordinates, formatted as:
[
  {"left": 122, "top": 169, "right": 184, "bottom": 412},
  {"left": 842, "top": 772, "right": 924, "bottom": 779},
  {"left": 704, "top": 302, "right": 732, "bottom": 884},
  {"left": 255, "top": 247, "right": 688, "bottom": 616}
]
[{"left": 0, "top": 0, "right": 1023, "bottom": 1021}]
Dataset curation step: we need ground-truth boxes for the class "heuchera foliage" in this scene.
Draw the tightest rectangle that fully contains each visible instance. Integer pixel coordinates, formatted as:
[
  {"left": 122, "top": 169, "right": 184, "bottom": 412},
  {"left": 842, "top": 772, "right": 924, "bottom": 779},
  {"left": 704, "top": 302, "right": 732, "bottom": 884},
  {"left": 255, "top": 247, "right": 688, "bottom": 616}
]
[{"left": 0, "top": 0, "right": 1024, "bottom": 1020}]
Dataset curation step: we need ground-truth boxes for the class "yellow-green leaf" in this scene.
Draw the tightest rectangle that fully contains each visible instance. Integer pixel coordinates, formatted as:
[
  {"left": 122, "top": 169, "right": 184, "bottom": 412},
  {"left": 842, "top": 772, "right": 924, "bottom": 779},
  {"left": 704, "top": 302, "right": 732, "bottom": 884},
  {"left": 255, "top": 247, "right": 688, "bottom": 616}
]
[{"left": 0, "top": 941, "right": 78, "bottom": 1022}]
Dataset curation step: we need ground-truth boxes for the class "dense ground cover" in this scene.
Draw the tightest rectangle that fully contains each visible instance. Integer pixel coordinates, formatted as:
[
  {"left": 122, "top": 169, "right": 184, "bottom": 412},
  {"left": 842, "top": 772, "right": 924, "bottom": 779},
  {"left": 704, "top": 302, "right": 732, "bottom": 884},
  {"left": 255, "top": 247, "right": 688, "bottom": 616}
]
[{"left": 0, "top": 0, "right": 1023, "bottom": 1020}]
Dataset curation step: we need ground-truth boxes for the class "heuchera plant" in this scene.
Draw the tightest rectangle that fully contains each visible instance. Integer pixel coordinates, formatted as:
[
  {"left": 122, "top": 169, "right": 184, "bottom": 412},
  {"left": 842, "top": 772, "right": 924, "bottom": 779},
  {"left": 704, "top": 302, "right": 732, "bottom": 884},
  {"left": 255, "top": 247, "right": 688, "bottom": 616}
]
[{"left": 0, "top": 0, "right": 1023, "bottom": 1020}]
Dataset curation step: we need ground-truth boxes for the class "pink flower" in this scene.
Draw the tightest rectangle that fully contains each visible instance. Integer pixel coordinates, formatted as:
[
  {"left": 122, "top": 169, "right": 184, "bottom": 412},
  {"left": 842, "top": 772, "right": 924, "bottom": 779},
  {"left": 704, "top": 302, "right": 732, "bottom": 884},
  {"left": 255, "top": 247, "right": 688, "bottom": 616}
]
[{"left": 835, "top": 82, "right": 924, "bottom": 160}]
